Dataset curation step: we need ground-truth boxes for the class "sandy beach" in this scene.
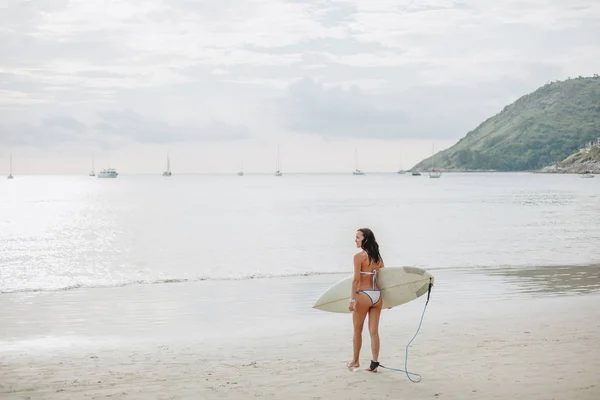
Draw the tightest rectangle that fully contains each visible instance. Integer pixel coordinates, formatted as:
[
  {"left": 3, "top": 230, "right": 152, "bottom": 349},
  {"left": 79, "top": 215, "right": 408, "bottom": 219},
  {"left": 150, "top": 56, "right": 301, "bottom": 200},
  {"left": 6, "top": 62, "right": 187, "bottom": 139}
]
[{"left": 2, "top": 290, "right": 599, "bottom": 400}]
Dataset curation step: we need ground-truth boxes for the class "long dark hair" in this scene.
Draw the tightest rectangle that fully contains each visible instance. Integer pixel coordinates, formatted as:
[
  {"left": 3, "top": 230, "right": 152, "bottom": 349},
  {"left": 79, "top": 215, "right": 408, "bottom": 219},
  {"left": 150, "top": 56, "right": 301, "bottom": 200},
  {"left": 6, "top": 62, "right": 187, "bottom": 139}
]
[{"left": 358, "top": 228, "right": 382, "bottom": 265}]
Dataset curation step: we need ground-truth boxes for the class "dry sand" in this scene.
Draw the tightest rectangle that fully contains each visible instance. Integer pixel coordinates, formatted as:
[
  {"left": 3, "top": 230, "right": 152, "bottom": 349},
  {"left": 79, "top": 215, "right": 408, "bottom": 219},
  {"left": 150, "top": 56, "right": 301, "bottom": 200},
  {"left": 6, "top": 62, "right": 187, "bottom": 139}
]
[{"left": 1, "top": 294, "right": 599, "bottom": 400}]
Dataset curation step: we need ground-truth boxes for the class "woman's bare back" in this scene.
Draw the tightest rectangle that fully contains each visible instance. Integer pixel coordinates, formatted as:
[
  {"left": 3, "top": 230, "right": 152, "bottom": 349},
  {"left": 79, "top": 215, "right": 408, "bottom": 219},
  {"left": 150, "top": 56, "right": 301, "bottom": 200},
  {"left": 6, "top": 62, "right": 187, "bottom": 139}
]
[{"left": 356, "top": 250, "right": 384, "bottom": 290}]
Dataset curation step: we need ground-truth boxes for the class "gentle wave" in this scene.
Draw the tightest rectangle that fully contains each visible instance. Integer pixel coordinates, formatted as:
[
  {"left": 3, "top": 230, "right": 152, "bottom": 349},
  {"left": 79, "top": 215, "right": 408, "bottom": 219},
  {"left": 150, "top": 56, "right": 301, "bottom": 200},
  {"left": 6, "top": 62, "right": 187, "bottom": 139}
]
[
  {"left": 0, "top": 271, "right": 348, "bottom": 294},
  {"left": 3, "top": 263, "right": 599, "bottom": 295}
]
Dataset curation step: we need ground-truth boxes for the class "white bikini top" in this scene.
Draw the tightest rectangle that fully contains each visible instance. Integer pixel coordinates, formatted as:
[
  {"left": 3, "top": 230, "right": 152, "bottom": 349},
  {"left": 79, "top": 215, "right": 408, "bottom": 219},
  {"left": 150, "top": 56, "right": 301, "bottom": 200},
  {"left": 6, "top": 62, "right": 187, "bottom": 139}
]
[{"left": 360, "top": 270, "right": 378, "bottom": 289}]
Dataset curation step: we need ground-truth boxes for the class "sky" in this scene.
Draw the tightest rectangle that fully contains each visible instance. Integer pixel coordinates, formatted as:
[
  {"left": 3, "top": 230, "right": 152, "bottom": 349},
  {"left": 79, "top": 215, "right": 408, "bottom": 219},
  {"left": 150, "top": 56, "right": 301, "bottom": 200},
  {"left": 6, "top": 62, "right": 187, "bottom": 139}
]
[{"left": 1, "top": 0, "right": 599, "bottom": 174}]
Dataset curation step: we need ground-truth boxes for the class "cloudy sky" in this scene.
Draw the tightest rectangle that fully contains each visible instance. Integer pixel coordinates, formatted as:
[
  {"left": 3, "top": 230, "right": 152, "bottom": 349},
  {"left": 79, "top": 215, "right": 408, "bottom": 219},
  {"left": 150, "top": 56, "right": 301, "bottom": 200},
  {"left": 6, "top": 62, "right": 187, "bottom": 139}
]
[{"left": 1, "top": 0, "right": 598, "bottom": 174}]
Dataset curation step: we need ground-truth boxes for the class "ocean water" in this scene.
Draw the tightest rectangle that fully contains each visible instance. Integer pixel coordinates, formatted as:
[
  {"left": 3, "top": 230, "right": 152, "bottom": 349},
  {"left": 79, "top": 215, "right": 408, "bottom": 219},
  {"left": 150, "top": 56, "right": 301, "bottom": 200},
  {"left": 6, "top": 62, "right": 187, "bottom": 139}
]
[
  {"left": 1, "top": 172, "right": 599, "bottom": 293},
  {"left": 1, "top": 172, "right": 599, "bottom": 350}
]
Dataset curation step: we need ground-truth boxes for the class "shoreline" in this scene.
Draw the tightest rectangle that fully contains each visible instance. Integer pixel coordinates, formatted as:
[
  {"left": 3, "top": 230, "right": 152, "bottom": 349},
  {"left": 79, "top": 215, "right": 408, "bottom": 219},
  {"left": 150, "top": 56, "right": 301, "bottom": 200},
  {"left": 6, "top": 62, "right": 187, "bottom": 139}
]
[
  {"left": 3, "top": 261, "right": 599, "bottom": 295},
  {"left": 2, "top": 264, "right": 599, "bottom": 354}
]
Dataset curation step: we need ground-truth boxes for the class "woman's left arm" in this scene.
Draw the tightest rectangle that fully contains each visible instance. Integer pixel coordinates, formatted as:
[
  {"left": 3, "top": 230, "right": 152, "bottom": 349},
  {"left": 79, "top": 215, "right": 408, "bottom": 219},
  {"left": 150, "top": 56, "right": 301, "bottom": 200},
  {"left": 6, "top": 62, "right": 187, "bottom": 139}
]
[{"left": 349, "top": 253, "right": 361, "bottom": 311}]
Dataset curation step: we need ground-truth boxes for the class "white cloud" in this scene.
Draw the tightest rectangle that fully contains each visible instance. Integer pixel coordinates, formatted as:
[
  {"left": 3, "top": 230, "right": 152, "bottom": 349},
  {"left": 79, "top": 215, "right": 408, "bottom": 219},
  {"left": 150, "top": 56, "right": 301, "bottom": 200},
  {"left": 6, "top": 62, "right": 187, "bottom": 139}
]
[
  {"left": 0, "top": 0, "right": 598, "bottom": 172},
  {"left": 0, "top": 90, "right": 53, "bottom": 107},
  {"left": 222, "top": 78, "right": 294, "bottom": 89}
]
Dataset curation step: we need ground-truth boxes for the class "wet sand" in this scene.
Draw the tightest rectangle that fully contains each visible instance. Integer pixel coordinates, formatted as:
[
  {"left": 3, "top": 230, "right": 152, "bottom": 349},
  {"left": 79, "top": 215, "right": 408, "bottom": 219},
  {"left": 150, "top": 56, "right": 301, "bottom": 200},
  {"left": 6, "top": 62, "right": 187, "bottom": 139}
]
[{"left": 1, "top": 267, "right": 600, "bottom": 399}]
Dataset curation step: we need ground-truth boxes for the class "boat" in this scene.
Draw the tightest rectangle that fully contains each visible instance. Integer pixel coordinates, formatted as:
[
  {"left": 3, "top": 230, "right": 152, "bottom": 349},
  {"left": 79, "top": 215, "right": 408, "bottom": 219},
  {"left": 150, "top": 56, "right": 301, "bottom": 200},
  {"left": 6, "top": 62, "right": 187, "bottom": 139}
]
[
  {"left": 352, "top": 148, "right": 365, "bottom": 175},
  {"left": 274, "top": 145, "right": 282, "bottom": 176},
  {"left": 429, "top": 143, "right": 442, "bottom": 178},
  {"left": 237, "top": 156, "right": 244, "bottom": 176},
  {"left": 411, "top": 170, "right": 421, "bottom": 176},
  {"left": 98, "top": 168, "right": 118, "bottom": 178},
  {"left": 162, "top": 152, "right": 172, "bottom": 176},
  {"left": 429, "top": 168, "right": 442, "bottom": 178},
  {"left": 580, "top": 171, "right": 595, "bottom": 178},
  {"left": 7, "top": 152, "right": 14, "bottom": 179},
  {"left": 89, "top": 155, "right": 95, "bottom": 176},
  {"left": 397, "top": 150, "right": 406, "bottom": 174}
]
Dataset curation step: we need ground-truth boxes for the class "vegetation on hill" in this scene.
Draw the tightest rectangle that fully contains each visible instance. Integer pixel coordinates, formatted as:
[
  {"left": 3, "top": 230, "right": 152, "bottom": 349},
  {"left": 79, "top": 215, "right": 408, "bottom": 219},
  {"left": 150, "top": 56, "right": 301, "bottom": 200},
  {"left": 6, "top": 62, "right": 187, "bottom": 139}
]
[
  {"left": 413, "top": 75, "right": 600, "bottom": 171},
  {"left": 550, "top": 144, "right": 600, "bottom": 173}
]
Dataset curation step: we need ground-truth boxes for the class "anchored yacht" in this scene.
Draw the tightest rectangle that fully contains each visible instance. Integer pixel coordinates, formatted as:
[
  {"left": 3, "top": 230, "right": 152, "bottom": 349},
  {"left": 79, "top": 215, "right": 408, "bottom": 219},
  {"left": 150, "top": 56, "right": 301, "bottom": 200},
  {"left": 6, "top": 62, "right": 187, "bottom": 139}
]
[{"left": 98, "top": 168, "right": 118, "bottom": 178}]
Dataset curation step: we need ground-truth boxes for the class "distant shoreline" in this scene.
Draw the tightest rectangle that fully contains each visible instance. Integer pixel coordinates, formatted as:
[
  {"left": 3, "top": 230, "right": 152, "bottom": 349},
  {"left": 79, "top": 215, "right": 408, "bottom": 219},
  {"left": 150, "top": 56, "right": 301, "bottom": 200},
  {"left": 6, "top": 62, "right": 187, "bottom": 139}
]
[
  {"left": 4, "top": 169, "right": 597, "bottom": 176},
  {"left": 533, "top": 170, "right": 599, "bottom": 174}
]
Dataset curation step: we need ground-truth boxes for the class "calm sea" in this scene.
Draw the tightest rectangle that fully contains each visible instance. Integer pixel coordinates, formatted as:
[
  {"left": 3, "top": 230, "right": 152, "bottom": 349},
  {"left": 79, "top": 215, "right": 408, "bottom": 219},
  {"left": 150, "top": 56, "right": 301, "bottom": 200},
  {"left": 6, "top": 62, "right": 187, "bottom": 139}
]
[{"left": 1, "top": 172, "right": 599, "bottom": 351}]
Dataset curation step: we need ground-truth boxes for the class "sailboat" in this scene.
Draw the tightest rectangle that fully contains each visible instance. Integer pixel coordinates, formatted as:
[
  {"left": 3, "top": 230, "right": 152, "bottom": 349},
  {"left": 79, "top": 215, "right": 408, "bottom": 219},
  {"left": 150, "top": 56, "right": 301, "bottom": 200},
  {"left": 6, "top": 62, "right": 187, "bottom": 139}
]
[
  {"left": 7, "top": 152, "right": 14, "bottom": 179},
  {"left": 89, "top": 155, "right": 95, "bottom": 176},
  {"left": 162, "top": 152, "right": 172, "bottom": 176},
  {"left": 429, "top": 143, "right": 441, "bottom": 178},
  {"left": 352, "top": 148, "right": 364, "bottom": 175},
  {"left": 397, "top": 151, "right": 406, "bottom": 174},
  {"left": 237, "top": 156, "right": 244, "bottom": 176},
  {"left": 274, "top": 146, "right": 282, "bottom": 176}
]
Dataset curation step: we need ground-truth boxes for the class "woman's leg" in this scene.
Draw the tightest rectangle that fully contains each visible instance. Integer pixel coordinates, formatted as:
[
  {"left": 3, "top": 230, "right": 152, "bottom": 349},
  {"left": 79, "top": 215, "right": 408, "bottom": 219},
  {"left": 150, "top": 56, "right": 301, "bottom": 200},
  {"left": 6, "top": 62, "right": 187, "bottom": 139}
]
[
  {"left": 366, "top": 300, "right": 383, "bottom": 372},
  {"left": 347, "top": 296, "right": 369, "bottom": 368}
]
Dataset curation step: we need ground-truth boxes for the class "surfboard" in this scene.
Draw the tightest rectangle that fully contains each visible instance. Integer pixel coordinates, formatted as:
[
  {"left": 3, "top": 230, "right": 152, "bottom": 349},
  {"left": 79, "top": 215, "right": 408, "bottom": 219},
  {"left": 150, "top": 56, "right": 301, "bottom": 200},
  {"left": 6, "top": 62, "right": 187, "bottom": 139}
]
[{"left": 312, "top": 266, "right": 434, "bottom": 313}]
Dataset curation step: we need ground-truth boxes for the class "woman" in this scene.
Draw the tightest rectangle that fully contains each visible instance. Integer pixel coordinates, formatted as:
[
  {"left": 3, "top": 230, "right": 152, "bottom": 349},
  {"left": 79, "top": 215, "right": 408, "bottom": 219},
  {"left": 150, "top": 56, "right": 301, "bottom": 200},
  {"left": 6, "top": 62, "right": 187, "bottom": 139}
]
[{"left": 346, "top": 228, "right": 385, "bottom": 373}]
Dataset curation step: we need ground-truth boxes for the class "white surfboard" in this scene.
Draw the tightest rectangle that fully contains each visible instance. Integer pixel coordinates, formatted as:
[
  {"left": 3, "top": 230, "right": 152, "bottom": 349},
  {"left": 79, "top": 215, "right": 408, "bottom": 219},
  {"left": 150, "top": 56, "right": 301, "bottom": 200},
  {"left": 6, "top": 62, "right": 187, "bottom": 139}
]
[{"left": 312, "top": 266, "right": 434, "bottom": 313}]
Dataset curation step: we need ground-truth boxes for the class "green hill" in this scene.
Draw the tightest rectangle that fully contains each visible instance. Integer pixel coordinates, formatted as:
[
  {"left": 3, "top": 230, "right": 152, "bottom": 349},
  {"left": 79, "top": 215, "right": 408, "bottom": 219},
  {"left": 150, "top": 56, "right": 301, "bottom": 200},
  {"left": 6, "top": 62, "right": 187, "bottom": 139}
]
[{"left": 413, "top": 75, "right": 600, "bottom": 171}]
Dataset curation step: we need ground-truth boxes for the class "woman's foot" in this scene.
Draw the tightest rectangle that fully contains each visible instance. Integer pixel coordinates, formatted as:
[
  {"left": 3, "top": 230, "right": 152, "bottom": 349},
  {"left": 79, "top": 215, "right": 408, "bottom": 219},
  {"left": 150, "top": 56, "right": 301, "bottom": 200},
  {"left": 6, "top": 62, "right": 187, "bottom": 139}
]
[
  {"left": 346, "top": 360, "right": 360, "bottom": 369},
  {"left": 366, "top": 360, "right": 379, "bottom": 373}
]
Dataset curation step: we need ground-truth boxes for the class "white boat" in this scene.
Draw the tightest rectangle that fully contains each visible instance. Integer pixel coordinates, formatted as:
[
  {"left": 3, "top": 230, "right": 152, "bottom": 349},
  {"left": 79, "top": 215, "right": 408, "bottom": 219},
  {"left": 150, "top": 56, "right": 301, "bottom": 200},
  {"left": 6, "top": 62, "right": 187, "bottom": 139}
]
[
  {"left": 352, "top": 148, "right": 364, "bottom": 175},
  {"left": 98, "top": 168, "right": 118, "bottom": 178},
  {"left": 580, "top": 171, "right": 595, "bottom": 178},
  {"left": 89, "top": 155, "right": 95, "bottom": 176},
  {"left": 397, "top": 150, "right": 406, "bottom": 174},
  {"left": 162, "top": 152, "right": 172, "bottom": 176},
  {"left": 429, "top": 169, "right": 442, "bottom": 178},
  {"left": 429, "top": 143, "right": 442, "bottom": 178},
  {"left": 237, "top": 156, "right": 244, "bottom": 176},
  {"left": 7, "top": 152, "right": 14, "bottom": 179},
  {"left": 274, "top": 145, "right": 282, "bottom": 176}
]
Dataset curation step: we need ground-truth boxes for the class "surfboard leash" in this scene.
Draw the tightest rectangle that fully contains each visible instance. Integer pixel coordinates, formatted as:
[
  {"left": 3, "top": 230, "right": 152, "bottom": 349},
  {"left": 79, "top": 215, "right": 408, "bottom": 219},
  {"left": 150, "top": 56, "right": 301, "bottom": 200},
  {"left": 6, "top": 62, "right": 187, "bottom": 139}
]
[{"left": 378, "top": 277, "right": 433, "bottom": 383}]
